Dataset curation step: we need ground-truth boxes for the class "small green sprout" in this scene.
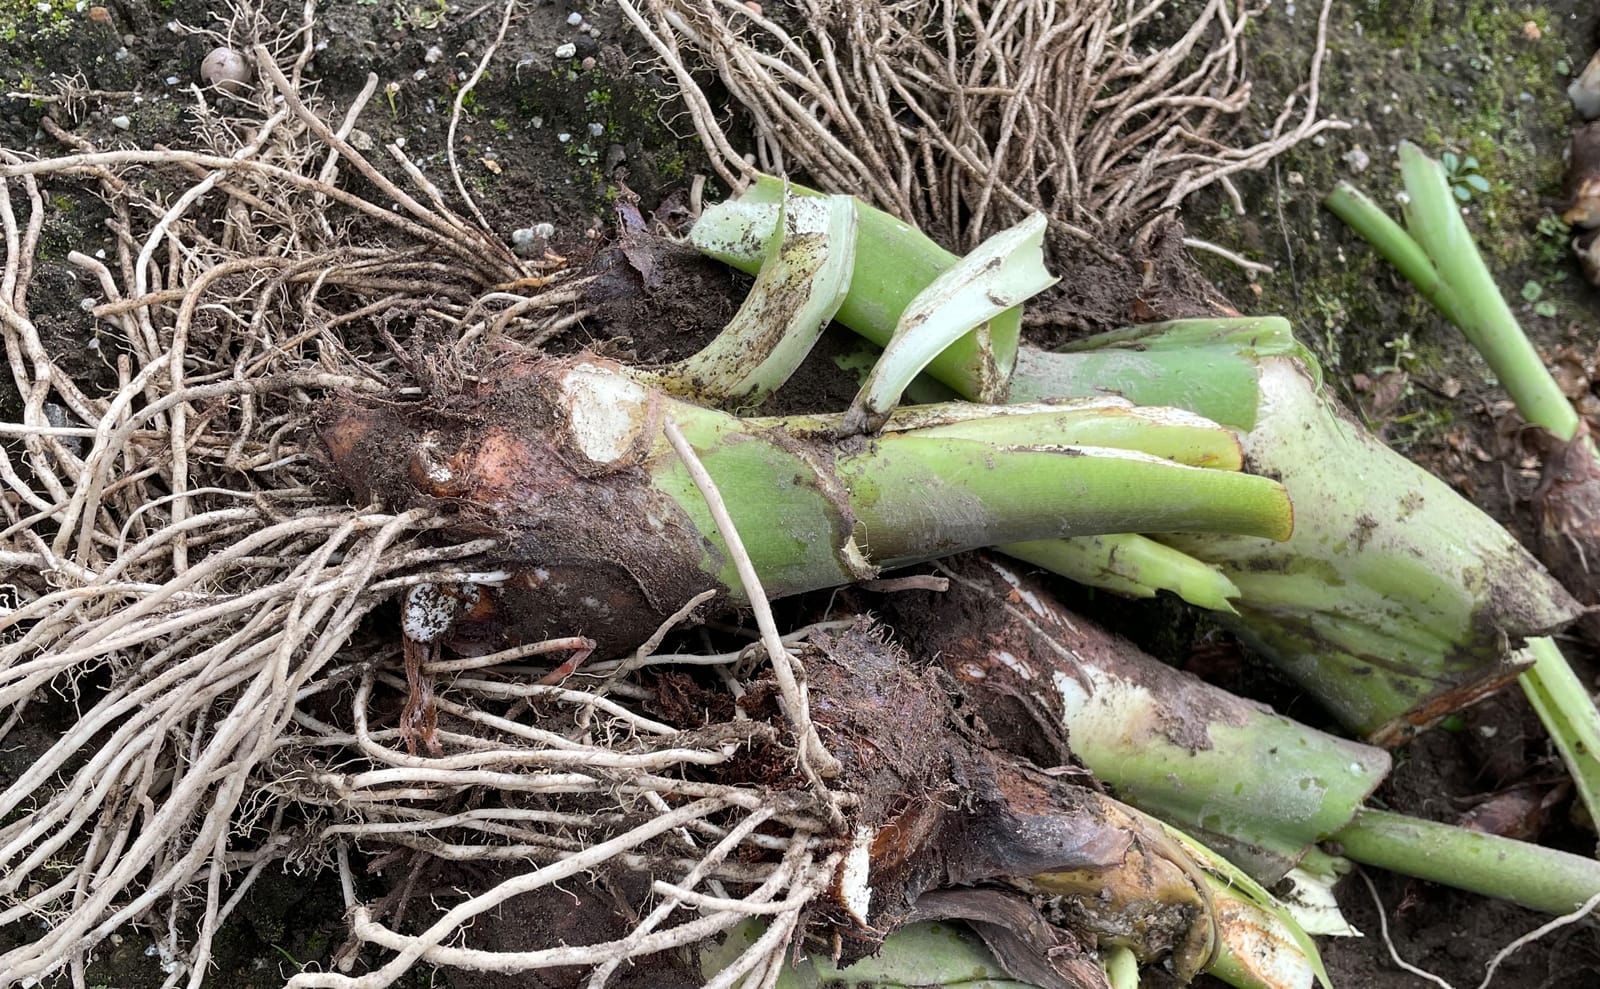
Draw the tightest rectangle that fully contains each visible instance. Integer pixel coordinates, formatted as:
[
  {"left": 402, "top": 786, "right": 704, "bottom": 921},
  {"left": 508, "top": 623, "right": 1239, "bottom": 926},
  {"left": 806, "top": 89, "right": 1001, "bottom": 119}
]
[{"left": 1440, "top": 151, "right": 1490, "bottom": 202}]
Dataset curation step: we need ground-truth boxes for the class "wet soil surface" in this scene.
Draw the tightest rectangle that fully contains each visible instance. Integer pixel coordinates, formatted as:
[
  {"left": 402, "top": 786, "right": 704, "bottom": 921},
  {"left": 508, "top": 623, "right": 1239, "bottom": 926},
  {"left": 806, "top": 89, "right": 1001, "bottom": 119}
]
[{"left": 5, "top": 0, "right": 1600, "bottom": 987}]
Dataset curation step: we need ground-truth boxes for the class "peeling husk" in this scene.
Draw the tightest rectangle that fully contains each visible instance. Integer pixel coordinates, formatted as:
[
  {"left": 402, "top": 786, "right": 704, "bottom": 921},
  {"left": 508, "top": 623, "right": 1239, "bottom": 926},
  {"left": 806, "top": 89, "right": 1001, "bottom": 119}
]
[
  {"left": 883, "top": 554, "right": 1390, "bottom": 884},
  {"left": 800, "top": 620, "right": 1217, "bottom": 979}
]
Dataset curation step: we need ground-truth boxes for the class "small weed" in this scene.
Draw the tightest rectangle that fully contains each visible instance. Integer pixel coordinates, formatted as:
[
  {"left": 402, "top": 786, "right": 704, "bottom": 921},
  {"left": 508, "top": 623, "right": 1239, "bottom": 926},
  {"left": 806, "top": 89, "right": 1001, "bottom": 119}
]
[
  {"left": 1535, "top": 214, "right": 1571, "bottom": 265},
  {"left": 1440, "top": 151, "right": 1491, "bottom": 202},
  {"left": 1520, "top": 279, "right": 1560, "bottom": 318}
]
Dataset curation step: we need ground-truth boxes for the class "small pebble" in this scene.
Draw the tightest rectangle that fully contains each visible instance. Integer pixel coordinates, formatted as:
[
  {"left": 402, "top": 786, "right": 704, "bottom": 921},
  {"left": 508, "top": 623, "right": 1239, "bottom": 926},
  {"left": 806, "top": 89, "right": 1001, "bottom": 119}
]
[
  {"left": 533, "top": 221, "right": 555, "bottom": 238},
  {"left": 424, "top": 45, "right": 442, "bottom": 64},
  {"left": 200, "top": 46, "right": 252, "bottom": 94},
  {"left": 587, "top": 122, "right": 604, "bottom": 137},
  {"left": 412, "top": 68, "right": 428, "bottom": 81},
  {"left": 511, "top": 227, "right": 536, "bottom": 249},
  {"left": 554, "top": 42, "right": 576, "bottom": 58},
  {"left": 557, "top": 132, "right": 571, "bottom": 143},
  {"left": 110, "top": 114, "right": 130, "bottom": 129},
  {"left": 1286, "top": 171, "right": 1305, "bottom": 186},
  {"left": 580, "top": 56, "right": 596, "bottom": 71},
  {"left": 566, "top": 11, "right": 582, "bottom": 25},
  {"left": 1343, "top": 147, "right": 1371, "bottom": 174}
]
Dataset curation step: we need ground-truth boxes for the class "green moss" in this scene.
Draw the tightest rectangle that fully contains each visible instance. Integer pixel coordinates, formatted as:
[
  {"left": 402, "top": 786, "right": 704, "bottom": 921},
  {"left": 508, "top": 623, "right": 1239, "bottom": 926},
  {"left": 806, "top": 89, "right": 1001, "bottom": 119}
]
[{"left": 0, "top": 0, "right": 74, "bottom": 44}]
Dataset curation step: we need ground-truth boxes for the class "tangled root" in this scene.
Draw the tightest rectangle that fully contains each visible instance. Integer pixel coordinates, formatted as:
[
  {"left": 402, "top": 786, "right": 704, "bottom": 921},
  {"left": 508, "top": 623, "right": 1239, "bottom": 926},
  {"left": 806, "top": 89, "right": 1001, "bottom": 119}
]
[
  {"left": 621, "top": 0, "right": 1341, "bottom": 257},
  {"left": 0, "top": 3, "right": 848, "bottom": 986}
]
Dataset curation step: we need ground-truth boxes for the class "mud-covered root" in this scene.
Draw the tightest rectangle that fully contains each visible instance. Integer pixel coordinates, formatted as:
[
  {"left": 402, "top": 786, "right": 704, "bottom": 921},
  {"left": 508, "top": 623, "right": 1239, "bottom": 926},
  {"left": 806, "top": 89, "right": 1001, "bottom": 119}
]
[{"left": 317, "top": 350, "right": 1294, "bottom": 658}]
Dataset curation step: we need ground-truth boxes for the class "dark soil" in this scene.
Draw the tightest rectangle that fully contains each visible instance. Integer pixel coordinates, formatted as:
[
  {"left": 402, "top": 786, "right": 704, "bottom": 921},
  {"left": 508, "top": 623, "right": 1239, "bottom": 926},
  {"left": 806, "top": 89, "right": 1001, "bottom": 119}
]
[{"left": 5, "top": 0, "right": 1600, "bottom": 987}]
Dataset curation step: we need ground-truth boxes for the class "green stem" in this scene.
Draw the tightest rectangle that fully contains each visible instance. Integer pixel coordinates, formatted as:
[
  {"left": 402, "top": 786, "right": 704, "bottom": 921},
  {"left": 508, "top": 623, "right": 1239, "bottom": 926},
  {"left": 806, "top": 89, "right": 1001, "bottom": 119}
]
[
  {"left": 831, "top": 436, "right": 1291, "bottom": 570},
  {"left": 1323, "top": 181, "right": 1468, "bottom": 329},
  {"left": 1331, "top": 808, "right": 1600, "bottom": 915},
  {"left": 1102, "top": 946, "right": 1140, "bottom": 989},
  {"left": 1520, "top": 636, "right": 1600, "bottom": 835},
  {"left": 1394, "top": 141, "right": 1582, "bottom": 440},
  {"left": 1012, "top": 326, "right": 1578, "bottom": 741},
  {"left": 917, "top": 556, "right": 1388, "bottom": 885},
  {"left": 694, "top": 176, "right": 1020, "bottom": 402},
  {"left": 999, "top": 535, "right": 1240, "bottom": 613}
]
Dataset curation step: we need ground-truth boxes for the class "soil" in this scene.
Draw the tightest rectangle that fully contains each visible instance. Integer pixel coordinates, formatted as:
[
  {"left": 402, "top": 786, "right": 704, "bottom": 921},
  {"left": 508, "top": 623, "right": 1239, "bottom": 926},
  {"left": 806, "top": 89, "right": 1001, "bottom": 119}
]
[{"left": 5, "top": 1, "right": 1600, "bottom": 988}]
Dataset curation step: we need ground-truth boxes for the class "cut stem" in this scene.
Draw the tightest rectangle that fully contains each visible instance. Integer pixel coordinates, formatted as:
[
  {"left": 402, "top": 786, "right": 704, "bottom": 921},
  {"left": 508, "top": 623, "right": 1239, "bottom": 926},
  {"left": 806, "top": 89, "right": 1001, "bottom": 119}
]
[{"left": 641, "top": 190, "right": 857, "bottom": 407}]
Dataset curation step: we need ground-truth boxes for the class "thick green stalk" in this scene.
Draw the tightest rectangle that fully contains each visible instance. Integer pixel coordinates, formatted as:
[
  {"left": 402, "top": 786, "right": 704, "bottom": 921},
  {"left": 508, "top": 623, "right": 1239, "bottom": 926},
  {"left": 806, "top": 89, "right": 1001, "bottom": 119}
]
[
  {"left": 1394, "top": 141, "right": 1582, "bottom": 439},
  {"left": 1009, "top": 321, "right": 1580, "bottom": 742},
  {"left": 321, "top": 356, "right": 1291, "bottom": 657},
  {"left": 1010, "top": 316, "right": 1313, "bottom": 428},
  {"left": 1330, "top": 808, "right": 1600, "bottom": 915},
  {"left": 1520, "top": 636, "right": 1600, "bottom": 834}
]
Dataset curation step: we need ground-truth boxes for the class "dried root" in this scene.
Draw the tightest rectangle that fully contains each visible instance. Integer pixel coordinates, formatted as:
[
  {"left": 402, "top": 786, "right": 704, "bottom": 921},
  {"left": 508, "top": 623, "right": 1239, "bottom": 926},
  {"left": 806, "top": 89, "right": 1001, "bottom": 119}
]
[
  {"left": 0, "top": 3, "right": 843, "bottom": 986},
  {"left": 621, "top": 0, "right": 1343, "bottom": 257}
]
